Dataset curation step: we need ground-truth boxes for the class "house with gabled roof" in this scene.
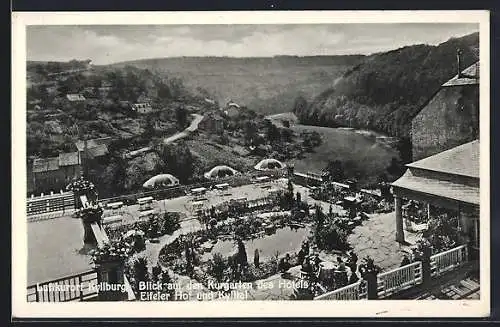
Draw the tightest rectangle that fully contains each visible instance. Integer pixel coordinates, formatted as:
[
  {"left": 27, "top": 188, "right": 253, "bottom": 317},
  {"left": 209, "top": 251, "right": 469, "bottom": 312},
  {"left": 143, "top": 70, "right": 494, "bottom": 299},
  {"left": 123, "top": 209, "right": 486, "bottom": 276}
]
[
  {"left": 30, "top": 152, "right": 82, "bottom": 193},
  {"left": 411, "top": 55, "right": 479, "bottom": 161}
]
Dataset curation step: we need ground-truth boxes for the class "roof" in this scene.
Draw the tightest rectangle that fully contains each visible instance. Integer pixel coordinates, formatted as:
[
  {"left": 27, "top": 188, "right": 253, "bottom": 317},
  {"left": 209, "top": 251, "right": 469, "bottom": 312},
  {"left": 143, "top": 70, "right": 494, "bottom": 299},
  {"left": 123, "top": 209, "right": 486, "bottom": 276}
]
[
  {"left": 58, "top": 152, "right": 80, "bottom": 166},
  {"left": 86, "top": 144, "right": 109, "bottom": 158},
  {"left": 75, "top": 137, "right": 112, "bottom": 152},
  {"left": 32, "top": 157, "right": 60, "bottom": 173},
  {"left": 66, "top": 94, "right": 86, "bottom": 101},
  {"left": 442, "top": 62, "right": 479, "bottom": 87},
  {"left": 406, "top": 140, "right": 479, "bottom": 179},
  {"left": 392, "top": 169, "right": 479, "bottom": 205}
]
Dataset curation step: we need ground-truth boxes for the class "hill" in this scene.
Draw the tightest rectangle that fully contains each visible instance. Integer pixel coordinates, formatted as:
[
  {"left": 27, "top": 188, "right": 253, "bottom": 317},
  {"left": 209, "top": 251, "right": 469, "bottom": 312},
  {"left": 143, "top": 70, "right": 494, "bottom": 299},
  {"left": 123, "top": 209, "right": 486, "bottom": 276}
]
[
  {"left": 294, "top": 32, "right": 479, "bottom": 138},
  {"left": 109, "top": 55, "right": 365, "bottom": 115}
]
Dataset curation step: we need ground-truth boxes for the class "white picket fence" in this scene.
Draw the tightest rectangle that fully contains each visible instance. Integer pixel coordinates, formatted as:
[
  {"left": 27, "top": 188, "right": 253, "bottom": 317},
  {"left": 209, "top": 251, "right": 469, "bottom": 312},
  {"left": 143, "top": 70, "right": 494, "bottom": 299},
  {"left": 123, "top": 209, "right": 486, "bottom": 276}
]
[
  {"left": 315, "top": 244, "right": 469, "bottom": 300},
  {"left": 377, "top": 261, "right": 423, "bottom": 298},
  {"left": 314, "top": 280, "right": 367, "bottom": 300},
  {"left": 430, "top": 244, "right": 468, "bottom": 277}
]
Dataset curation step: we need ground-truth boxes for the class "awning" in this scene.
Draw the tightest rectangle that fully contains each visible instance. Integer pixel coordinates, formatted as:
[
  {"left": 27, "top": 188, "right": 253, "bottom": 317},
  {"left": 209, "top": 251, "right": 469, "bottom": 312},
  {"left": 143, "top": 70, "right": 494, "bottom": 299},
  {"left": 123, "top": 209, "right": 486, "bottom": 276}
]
[{"left": 392, "top": 171, "right": 479, "bottom": 206}]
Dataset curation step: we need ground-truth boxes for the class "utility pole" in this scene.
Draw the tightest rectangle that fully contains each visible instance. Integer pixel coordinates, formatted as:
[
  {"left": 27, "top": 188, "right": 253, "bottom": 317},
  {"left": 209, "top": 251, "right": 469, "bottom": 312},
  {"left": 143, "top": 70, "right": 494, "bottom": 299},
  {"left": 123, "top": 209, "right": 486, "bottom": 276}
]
[{"left": 73, "top": 123, "right": 89, "bottom": 178}]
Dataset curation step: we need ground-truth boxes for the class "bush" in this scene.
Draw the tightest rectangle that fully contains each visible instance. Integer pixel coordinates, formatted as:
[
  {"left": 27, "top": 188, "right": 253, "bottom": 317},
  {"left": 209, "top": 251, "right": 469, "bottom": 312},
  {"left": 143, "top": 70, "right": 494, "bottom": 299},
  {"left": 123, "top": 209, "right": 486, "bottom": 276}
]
[
  {"left": 210, "top": 253, "right": 227, "bottom": 282},
  {"left": 160, "top": 212, "right": 181, "bottom": 235}
]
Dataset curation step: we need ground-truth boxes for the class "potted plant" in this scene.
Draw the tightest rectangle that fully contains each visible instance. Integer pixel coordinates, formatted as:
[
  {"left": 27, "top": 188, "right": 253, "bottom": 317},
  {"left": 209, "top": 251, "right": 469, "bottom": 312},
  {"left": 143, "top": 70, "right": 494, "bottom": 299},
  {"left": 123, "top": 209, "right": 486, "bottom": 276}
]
[{"left": 90, "top": 240, "right": 130, "bottom": 267}]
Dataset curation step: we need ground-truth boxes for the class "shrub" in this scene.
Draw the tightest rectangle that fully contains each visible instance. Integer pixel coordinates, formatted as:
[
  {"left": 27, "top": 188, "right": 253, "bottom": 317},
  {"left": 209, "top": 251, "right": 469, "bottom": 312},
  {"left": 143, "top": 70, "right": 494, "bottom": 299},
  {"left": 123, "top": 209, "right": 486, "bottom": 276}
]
[{"left": 211, "top": 253, "right": 227, "bottom": 282}]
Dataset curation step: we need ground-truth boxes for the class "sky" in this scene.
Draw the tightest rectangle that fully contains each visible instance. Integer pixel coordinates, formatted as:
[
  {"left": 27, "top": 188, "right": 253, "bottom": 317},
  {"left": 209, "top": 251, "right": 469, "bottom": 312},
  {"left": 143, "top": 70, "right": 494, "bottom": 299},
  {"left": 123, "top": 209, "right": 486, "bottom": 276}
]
[{"left": 27, "top": 24, "right": 479, "bottom": 65}]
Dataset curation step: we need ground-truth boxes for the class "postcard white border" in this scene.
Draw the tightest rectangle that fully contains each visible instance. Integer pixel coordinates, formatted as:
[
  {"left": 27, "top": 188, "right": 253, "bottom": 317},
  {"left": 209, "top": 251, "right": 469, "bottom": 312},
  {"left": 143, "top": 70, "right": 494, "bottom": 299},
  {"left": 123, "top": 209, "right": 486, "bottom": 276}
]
[{"left": 12, "top": 10, "right": 491, "bottom": 318}]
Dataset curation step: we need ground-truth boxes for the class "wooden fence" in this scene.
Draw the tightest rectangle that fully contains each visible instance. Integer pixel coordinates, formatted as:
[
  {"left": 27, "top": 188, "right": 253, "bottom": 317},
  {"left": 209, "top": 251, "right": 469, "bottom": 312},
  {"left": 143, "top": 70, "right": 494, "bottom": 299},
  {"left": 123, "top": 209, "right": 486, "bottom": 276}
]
[
  {"left": 27, "top": 270, "right": 98, "bottom": 302},
  {"left": 377, "top": 261, "right": 423, "bottom": 298},
  {"left": 314, "top": 280, "right": 367, "bottom": 300},
  {"left": 430, "top": 244, "right": 468, "bottom": 277},
  {"left": 27, "top": 192, "right": 75, "bottom": 217},
  {"left": 315, "top": 244, "right": 469, "bottom": 300}
]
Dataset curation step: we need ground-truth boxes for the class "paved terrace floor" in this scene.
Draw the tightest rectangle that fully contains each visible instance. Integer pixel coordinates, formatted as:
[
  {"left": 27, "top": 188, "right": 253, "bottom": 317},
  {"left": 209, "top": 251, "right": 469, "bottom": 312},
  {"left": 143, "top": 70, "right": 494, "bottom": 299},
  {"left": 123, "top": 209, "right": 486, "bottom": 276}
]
[
  {"left": 348, "top": 212, "right": 421, "bottom": 271},
  {"left": 28, "top": 216, "right": 92, "bottom": 285}
]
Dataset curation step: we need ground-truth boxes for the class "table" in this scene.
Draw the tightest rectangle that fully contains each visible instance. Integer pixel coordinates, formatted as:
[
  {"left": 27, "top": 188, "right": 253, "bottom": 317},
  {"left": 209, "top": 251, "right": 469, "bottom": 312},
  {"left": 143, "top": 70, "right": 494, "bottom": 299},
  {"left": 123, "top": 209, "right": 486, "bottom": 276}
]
[
  {"left": 137, "top": 196, "right": 153, "bottom": 204},
  {"left": 215, "top": 183, "right": 230, "bottom": 190},
  {"left": 256, "top": 176, "right": 270, "bottom": 183},
  {"left": 191, "top": 187, "right": 207, "bottom": 195},
  {"left": 102, "top": 215, "right": 123, "bottom": 225},
  {"left": 107, "top": 201, "right": 124, "bottom": 210}
]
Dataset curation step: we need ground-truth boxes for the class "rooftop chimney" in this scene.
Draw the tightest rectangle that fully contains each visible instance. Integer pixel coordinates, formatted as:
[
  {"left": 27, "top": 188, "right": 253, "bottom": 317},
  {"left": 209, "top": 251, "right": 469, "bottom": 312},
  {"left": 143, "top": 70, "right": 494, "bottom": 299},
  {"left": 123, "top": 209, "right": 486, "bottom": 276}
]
[{"left": 457, "top": 49, "right": 464, "bottom": 78}]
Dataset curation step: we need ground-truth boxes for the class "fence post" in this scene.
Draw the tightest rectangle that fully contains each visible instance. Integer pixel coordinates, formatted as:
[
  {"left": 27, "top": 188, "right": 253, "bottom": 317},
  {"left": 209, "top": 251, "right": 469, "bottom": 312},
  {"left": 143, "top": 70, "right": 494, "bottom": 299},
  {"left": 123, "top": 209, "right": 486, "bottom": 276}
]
[
  {"left": 359, "top": 259, "right": 379, "bottom": 300},
  {"left": 417, "top": 244, "right": 432, "bottom": 285}
]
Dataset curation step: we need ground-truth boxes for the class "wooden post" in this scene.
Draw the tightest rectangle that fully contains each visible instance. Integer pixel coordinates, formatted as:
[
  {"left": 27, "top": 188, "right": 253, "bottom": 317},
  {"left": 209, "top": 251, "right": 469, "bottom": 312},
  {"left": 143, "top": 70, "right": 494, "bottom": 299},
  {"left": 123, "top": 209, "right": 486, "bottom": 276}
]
[
  {"left": 395, "top": 197, "right": 405, "bottom": 243},
  {"left": 95, "top": 261, "right": 127, "bottom": 301},
  {"left": 364, "top": 273, "right": 378, "bottom": 300}
]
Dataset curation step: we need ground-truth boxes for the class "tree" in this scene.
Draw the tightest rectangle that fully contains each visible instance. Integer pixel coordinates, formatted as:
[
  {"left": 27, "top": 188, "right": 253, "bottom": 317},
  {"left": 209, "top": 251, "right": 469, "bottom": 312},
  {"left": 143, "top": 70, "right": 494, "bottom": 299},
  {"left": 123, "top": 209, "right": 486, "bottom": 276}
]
[
  {"left": 254, "top": 249, "right": 260, "bottom": 268},
  {"left": 132, "top": 256, "right": 149, "bottom": 291},
  {"left": 292, "top": 96, "right": 308, "bottom": 117},
  {"left": 175, "top": 106, "right": 188, "bottom": 130},
  {"left": 280, "top": 128, "right": 293, "bottom": 143},
  {"left": 325, "top": 160, "right": 345, "bottom": 181},
  {"left": 243, "top": 121, "right": 258, "bottom": 145},
  {"left": 143, "top": 116, "right": 155, "bottom": 138},
  {"left": 159, "top": 142, "right": 195, "bottom": 183},
  {"left": 211, "top": 253, "right": 226, "bottom": 282},
  {"left": 266, "top": 122, "right": 281, "bottom": 144},
  {"left": 236, "top": 238, "right": 248, "bottom": 267},
  {"left": 160, "top": 212, "right": 181, "bottom": 235},
  {"left": 313, "top": 204, "right": 326, "bottom": 247}
]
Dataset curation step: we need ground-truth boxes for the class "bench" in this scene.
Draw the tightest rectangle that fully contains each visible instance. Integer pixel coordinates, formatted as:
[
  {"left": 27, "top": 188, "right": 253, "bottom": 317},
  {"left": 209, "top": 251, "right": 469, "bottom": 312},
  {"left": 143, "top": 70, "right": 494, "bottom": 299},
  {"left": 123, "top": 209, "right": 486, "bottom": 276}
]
[
  {"left": 214, "top": 183, "right": 229, "bottom": 190},
  {"left": 102, "top": 215, "right": 123, "bottom": 225}
]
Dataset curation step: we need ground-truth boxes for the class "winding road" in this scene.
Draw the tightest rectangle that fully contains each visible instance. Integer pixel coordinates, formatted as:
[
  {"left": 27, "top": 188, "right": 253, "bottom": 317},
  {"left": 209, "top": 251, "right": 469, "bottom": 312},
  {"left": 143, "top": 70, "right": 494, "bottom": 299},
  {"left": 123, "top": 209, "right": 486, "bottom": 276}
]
[
  {"left": 163, "top": 113, "right": 204, "bottom": 144},
  {"left": 125, "top": 113, "right": 204, "bottom": 158}
]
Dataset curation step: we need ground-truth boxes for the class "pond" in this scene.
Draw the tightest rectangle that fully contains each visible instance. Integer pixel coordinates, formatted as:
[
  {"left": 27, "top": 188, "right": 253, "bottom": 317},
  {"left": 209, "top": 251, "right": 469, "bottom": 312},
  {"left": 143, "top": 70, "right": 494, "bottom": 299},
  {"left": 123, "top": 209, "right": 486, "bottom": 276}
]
[{"left": 206, "top": 226, "right": 311, "bottom": 262}]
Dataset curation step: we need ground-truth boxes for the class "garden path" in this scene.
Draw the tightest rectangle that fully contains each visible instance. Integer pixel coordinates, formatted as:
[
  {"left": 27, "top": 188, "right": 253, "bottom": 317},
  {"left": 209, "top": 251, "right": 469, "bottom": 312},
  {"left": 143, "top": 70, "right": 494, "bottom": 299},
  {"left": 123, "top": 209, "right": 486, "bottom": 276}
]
[
  {"left": 143, "top": 218, "right": 203, "bottom": 268},
  {"left": 347, "top": 211, "right": 421, "bottom": 270}
]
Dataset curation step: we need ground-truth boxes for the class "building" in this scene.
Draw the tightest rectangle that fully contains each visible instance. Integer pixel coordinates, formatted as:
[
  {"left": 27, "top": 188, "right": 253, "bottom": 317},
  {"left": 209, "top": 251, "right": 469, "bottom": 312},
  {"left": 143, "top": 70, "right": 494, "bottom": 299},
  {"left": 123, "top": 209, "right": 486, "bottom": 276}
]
[
  {"left": 411, "top": 56, "right": 479, "bottom": 161},
  {"left": 74, "top": 137, "right": 112, "bottom": 160},
  {"left": 392, "top": 140, "right": 479, "bottom": 257},
  {"left": 131, "top": 103, "right": 153, "bottom": 114},
  {"left": 137, "top": 94, "right": 153, "bottom": 104},
  {"left": 223, "top": 100, "right": 242, "bottom": 118},
  {"left": 199, "top": 111, "right": 225, "bottom": 135},
  {"left": 66, "top": 94, "right": 86, "bottom": 102},
  {"left": 45, "top": 85, "right": 59, "bottom": 96},
  {"left": 98, "top": 87, "right": 112, "bottom": 98},
  {"left": 30, "top": 152, "right": 82, "bottom": 193}
]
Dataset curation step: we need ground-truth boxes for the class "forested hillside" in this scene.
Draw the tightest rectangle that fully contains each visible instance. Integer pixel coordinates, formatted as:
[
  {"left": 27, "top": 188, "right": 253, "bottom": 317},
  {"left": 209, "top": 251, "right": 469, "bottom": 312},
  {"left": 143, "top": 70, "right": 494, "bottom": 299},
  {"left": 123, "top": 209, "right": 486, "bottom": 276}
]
[
  {"left": 294, "top": 32, "right": 479, "bottom": 138},
  {"left": 111, "top": 55, "right": 364, "bottom": 115}
]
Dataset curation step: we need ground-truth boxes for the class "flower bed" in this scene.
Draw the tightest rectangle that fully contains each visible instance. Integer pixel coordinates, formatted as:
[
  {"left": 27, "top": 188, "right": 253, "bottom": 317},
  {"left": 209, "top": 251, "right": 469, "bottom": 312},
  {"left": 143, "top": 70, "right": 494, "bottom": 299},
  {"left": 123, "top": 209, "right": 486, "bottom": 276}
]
[
  {"left": 104, "top": 212, "right": 181, "bottom": 241},
  {"left": 90, "top": 239, "right": 131, "bottom": 266}
]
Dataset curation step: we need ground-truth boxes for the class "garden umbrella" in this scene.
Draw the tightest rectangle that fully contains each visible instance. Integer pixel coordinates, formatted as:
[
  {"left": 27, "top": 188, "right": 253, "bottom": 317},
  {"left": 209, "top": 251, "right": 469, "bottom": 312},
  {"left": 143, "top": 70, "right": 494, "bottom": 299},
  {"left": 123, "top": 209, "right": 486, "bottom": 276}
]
[
  {"left": 142, "top": 174, "right": 180, "bottom": 189},
  {"left": 203, "top": 165, "right": 240, "bottom": 179},
  {"left": 254, "top": 158, "right": 286, "bottom": 171}
]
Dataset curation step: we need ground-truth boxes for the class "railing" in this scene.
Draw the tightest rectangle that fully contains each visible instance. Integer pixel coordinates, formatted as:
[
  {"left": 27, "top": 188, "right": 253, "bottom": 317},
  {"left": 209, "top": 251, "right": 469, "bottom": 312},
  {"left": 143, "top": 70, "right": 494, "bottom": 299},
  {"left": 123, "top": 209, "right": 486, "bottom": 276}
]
[
  {"left": 313, "top": 244, "right": 470, "bottom": 300},
  {"left": 27, "top": 191, "right": 74, "bottom": 217},
  {"left": 27, "top": 270, "right": 98, "bottom": 302},
  {"left": 98, "top": 172, "right": 283, "bottom": 206},
  {"left": 430, "top": 244, "right": 468, "bottom": 277},
  {"left": 377, "top": 261, "right": 423, "bottom": 298},
  {"left": 314, "top": 281, "right": 367, "bottom": 300}
]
